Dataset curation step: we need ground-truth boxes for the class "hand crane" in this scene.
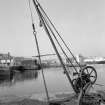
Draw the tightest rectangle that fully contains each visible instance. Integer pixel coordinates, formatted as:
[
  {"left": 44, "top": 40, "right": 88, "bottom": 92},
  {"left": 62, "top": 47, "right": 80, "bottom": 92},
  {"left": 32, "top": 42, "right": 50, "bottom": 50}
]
[{"left": 28, "top": 0, "right": 97, "bottom": 104}]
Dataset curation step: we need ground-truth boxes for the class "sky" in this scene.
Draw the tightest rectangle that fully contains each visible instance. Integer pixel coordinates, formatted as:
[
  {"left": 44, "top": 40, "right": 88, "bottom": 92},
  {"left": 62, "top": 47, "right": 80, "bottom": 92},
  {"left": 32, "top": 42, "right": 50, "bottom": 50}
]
[{"left": 0, "top": 0, "right": 105, "bottom": 57}]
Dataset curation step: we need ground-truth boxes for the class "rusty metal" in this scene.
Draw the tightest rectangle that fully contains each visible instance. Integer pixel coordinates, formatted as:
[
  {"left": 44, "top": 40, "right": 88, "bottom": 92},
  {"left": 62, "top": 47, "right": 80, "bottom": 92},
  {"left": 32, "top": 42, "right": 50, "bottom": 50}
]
[{"left": 72, "top": 66, "right": 97, "bottom": 93}]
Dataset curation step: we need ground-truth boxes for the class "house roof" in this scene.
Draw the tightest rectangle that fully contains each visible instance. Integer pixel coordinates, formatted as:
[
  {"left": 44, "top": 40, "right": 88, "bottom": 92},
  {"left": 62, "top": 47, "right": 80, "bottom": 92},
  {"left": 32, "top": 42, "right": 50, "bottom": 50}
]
[{"left": 0, "top": 53, "right": 13, "bottom": 60}]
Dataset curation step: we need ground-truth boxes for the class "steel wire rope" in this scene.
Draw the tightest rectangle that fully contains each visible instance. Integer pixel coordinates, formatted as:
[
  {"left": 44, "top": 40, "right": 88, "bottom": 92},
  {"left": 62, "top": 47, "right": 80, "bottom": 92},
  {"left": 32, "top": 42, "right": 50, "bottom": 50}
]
[
  {"left": 36, "top": 1, "right": 83, "bottom": 70},
  {"left": 28, "top": 0, "right": 50, "bottom": 103}
]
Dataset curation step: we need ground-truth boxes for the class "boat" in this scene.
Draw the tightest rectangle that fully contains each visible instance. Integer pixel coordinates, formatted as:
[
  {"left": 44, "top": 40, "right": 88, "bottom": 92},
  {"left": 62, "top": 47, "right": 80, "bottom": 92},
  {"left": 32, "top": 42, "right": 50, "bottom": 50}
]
[
  {"left": 0, "top": 67, "right": 13, "bottom": 80},
  {"left": 0, "top": 66, "right": 10, "bottom": 70},
  {"left": 9, "top": 64, "right": 41, "bottom": 72}
]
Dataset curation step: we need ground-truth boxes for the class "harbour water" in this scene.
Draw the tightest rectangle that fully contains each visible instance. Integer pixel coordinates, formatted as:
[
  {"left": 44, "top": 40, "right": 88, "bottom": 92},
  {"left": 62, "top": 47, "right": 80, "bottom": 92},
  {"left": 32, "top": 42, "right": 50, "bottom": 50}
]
[{"left": 0, "top": 64, "right": 105, "bottom": 99}]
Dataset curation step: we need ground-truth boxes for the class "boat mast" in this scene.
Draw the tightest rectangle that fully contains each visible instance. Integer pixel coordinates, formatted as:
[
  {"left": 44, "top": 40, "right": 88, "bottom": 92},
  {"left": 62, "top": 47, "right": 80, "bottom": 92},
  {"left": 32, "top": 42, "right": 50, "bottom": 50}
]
[{"left": 32, "top": 0, "right": 75, "bottom": 92}]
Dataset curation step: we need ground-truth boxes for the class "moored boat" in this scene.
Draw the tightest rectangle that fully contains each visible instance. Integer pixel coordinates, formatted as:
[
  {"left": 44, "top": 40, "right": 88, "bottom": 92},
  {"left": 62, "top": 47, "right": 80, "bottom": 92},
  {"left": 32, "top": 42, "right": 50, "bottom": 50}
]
[{"left": 0, "top": 66, "right": 13, "bottom": 78}]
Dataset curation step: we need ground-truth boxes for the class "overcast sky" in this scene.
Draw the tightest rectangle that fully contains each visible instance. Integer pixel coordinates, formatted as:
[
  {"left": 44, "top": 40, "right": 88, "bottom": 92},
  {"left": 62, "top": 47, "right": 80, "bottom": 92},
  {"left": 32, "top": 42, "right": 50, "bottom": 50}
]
[{"left": 0, "top": 0, "right": 105, "bottom": 57}]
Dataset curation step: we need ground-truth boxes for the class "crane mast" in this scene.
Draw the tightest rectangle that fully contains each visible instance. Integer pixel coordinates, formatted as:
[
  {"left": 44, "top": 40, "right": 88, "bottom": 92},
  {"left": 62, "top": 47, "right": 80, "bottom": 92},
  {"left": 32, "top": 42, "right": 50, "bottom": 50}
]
[
  {"left": 30, "top": 0, "right": 98, "bottom": 104},
  {"left": 32, "top": 0, "right": 75, "bottom": 92}
]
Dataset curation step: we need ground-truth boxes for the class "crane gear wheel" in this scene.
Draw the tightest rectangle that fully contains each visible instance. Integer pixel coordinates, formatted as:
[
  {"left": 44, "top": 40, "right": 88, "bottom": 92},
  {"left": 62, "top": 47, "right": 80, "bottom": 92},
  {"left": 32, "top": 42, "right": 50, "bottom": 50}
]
[
  {"left": 72, "top": 66, "right": 97, "bottom": 93},
  {"left": 81, "top": 66, "right": 97, "bottom": 85}
]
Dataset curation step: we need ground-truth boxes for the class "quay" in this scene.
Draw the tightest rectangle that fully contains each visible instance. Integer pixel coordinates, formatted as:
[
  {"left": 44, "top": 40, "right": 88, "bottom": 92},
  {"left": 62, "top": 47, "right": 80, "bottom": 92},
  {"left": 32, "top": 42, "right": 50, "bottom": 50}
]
[{"left": 0, "top": 90, "right": 105, "bottom": 105}]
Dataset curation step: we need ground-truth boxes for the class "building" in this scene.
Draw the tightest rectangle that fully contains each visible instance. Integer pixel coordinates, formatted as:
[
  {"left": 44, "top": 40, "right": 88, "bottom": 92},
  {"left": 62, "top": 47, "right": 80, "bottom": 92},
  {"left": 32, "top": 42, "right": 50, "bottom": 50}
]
[{"left": 0, "top": 52, "right": 13, "bottom": 66}]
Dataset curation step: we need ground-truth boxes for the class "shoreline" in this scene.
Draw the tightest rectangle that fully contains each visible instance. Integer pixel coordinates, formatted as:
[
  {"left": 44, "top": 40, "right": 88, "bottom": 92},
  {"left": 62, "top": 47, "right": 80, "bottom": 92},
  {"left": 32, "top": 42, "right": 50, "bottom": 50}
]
[
  {"left": 0, "top": 92, "right": 77, "bottom": 105},
  {"left": 0, "top": 90, "right": 105, "bottom": 105}
]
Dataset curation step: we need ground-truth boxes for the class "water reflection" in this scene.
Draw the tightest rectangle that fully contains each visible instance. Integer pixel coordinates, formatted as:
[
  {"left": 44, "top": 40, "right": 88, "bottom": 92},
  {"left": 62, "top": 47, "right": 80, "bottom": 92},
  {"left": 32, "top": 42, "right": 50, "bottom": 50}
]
[
  {"left": 0, "top": 70, "right": 38, "bottom": 87},
  {"left": 13, "top": 70, "right": 38, "bottom": 82},
  {"left": 0, "top": 65, "right": 105, "bottom": 97}
]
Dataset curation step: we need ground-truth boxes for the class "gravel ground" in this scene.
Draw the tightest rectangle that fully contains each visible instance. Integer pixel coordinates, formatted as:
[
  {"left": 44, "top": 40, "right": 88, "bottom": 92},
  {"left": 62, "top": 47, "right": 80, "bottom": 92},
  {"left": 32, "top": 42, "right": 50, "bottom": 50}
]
[
  {"left": 0, "top": 93, "right": 77, "bottom": 105},
  {"left": 0, "top": 99, "right": 47, "bottom": 105},
  {"left": 0, "top": 90, "right": 105, "bottom": 105}
]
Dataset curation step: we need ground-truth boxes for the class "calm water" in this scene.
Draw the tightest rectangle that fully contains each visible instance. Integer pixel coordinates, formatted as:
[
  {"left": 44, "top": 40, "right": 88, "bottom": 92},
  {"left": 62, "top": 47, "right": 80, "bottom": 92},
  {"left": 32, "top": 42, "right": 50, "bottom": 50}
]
[{"left": 0, "top": 65, "right": 105, "bottom": 98}]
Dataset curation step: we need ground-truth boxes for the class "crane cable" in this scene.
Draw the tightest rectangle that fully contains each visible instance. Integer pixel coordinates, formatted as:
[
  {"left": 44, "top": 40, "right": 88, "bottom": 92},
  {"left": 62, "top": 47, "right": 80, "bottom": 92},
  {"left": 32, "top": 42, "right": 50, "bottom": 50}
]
[
  {"left": 37, "top": 1, "right": 83, "bottom": 70},
  {"left": 28, "top": 0, "right": 50, "bottom": 103}
]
